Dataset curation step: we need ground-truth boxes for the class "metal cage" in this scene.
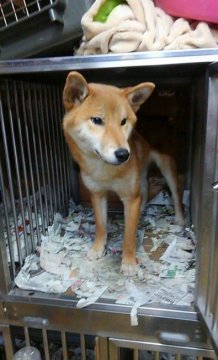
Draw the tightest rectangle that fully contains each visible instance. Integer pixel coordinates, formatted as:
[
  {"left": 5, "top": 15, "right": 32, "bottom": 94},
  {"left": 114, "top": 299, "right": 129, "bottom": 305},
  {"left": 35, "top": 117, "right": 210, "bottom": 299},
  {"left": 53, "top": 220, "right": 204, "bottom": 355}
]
[
  {"left": 0, "top": 324, "right": 213, "bottom": 360},
  {"left": 0, "top": 0, "right": 57, "bottom": 30},
  {"left": 0, "top": 0, "right": 93, "bottom": 59},
  {"left": 0, "top": 51, "right": 218, "bottom": 359}
]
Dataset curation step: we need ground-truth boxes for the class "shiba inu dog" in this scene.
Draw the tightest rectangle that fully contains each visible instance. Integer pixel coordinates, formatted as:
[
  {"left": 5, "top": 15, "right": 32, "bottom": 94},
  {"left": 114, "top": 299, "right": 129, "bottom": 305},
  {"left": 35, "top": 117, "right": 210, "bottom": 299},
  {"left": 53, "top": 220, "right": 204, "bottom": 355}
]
[{"left": 63, "top": 71, "right": 184, "bottom": 276}]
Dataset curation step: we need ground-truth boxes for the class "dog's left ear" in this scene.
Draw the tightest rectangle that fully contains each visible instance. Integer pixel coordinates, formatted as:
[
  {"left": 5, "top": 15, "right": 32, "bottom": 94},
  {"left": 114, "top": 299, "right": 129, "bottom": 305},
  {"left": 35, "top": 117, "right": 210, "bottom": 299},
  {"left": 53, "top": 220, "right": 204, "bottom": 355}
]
[
  {"left": 63, "top": 71, "right": 89, "bottom": 111},
  {"left": 124, "top": 82, "right": 155, "bottom": 113}
]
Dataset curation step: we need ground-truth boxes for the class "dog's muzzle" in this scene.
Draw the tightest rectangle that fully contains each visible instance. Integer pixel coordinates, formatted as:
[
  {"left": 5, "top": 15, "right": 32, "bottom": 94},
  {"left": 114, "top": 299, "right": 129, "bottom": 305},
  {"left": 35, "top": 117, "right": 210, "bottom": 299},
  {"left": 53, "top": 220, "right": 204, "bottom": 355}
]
[{"left": 114, "top": 148, "right": 130, "bottom": 163}]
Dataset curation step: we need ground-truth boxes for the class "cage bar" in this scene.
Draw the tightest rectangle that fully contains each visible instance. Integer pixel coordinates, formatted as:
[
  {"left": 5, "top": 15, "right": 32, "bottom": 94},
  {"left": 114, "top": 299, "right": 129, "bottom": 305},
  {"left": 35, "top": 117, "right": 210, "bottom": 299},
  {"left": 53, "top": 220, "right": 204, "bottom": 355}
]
[
  {"left": 24, "top": 326, "right": 30, "bottom": 347},
  {"left": 14, "top": 82, "right": 36, "bottom": 254},
  {"left": 133, "top": 348, "right": 139, "bottom": 360},
  {"left": 0, "top": 84, "right": 23, "bottom": 266},
  {"left": 42, "top": 328, "right": 50, "bottom": 360},
  {"left": 61, "top": 331, "right": 68, "bottom": 360},
  {"left": 1, "top": 326, "right": 13, "bottom": 360},
  {"left": 154, "top": 352, "right": 160, "bottom": 360}
]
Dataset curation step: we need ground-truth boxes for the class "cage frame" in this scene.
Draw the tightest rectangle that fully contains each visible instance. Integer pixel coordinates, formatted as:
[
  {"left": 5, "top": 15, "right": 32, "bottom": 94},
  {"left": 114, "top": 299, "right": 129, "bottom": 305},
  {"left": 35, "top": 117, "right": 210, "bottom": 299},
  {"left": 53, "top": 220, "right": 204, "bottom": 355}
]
[{"left": 0, "top": 50, "right": 218, "bottom": 359}]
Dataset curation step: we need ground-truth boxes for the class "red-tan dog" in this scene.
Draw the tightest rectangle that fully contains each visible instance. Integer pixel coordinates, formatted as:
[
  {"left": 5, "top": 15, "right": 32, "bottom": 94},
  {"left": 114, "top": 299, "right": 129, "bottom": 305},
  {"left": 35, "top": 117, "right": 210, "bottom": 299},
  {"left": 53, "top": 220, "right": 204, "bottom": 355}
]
[{"left": 63, "top": 72, "right": 184, "bottom": 276}]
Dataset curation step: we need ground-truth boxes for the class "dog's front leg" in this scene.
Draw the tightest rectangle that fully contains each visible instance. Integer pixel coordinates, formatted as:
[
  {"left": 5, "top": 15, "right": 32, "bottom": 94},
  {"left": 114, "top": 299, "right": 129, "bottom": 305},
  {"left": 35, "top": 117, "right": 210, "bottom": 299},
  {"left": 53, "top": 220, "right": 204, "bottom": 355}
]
[
  {"left": 121, "top": 194, "right": 141, "bottom": 276},
  {"left": 87, "top": 192, "right": 108, "bottom": 260}
]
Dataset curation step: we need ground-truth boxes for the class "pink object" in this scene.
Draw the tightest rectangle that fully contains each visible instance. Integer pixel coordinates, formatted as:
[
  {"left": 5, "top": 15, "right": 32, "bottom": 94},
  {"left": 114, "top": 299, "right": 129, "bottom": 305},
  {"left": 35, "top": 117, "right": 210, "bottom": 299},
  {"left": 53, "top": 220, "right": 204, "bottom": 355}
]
[{"left": 155, "top": 0, "right": 218, "bottom": 24}]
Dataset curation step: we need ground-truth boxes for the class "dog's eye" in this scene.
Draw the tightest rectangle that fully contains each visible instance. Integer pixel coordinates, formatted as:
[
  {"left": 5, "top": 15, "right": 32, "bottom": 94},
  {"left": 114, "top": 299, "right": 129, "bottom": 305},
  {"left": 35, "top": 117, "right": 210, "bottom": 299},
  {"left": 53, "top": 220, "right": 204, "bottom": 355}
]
[
  {"left": 121, "top": 118, "right": 127, "bottom": 126},
  {"left": 91, "top": 117, "right": 104, "bottom": 126}
]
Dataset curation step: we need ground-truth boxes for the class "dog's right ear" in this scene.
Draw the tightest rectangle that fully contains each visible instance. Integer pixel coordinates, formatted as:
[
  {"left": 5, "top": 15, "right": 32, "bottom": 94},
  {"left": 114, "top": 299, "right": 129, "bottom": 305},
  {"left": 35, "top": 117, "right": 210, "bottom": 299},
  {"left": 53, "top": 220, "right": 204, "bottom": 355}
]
[{"left": 63, "top": 72, "right": 89, "bottom": 111}]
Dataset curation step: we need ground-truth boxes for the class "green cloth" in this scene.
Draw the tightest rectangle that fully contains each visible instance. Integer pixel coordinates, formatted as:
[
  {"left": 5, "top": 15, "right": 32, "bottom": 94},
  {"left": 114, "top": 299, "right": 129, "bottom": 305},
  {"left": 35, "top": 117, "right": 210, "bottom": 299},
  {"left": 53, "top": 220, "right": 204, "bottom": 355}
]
[{"left": 93, "top": 0, "right": 127, "bottom": 23}]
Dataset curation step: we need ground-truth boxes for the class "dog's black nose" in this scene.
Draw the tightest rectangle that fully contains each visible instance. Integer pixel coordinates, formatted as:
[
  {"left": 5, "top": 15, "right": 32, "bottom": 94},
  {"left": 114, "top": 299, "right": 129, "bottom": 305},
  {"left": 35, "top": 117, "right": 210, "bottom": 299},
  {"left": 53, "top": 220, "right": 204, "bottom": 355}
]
[{"left": 114, "top": 148, "right": 130, "bottom": 163}]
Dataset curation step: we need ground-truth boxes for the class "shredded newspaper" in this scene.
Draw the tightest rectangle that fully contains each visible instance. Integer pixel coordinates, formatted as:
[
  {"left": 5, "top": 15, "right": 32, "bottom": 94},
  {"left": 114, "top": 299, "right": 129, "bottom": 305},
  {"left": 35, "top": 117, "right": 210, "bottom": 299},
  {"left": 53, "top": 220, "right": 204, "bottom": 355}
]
[{"left": 14, "top": 191, "right": 196, "bottom": 326}]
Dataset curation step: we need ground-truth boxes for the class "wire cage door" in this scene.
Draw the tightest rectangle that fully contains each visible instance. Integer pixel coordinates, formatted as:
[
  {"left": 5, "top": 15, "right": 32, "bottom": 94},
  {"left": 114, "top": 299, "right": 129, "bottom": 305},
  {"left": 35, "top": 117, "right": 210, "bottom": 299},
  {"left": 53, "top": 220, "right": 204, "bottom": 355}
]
[
  {"left": 0, "top": 78, "right": 71, "bottom": 293},
  {"left": 0, "top": 0, "right": 58, "bottom": 30}
]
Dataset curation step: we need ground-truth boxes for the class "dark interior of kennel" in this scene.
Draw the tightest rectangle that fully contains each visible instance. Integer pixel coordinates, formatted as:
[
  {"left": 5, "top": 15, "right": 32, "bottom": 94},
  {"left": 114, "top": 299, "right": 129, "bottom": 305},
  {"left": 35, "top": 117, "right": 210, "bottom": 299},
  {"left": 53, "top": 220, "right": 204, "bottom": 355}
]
[
  {"left": 0, "top": 62, "right": 208, "bottom": 283},
  {"left": 0, "top": 56, "right": 217, "bottom": 359},
  {"left": 0, "top": 64, "right": 200, "bottom": 269}
]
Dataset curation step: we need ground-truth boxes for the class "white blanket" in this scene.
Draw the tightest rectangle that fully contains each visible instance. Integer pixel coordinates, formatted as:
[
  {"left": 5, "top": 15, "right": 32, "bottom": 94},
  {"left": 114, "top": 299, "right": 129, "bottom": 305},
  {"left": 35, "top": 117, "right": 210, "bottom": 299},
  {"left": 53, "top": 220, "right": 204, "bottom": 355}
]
[{"left": 76, "top": 0, "right": 218, "bottom": 55}]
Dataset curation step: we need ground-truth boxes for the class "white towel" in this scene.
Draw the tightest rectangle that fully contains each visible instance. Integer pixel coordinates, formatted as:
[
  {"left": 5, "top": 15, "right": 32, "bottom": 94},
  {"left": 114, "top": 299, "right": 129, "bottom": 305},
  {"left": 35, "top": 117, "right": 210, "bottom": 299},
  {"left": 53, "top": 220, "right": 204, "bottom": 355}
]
[{"left": 76, "top": 0, "right": 218, "bottom": 55}]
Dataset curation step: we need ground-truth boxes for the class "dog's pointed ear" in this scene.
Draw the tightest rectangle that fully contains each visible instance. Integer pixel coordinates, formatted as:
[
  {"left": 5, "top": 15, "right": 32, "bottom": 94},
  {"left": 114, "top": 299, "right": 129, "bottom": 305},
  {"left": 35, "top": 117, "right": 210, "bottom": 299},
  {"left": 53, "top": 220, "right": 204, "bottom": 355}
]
[
  {"left": 63, "top": 72, "right": 89, "bottom": 111},
  {"left": 124, "top": 82, "right": 155, "bottom": 113}
]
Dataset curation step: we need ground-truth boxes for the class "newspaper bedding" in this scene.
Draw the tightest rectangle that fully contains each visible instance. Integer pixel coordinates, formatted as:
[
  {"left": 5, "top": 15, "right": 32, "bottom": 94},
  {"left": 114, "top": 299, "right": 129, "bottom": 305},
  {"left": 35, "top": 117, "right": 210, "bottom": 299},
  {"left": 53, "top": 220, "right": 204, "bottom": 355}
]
[{"left": 14, "top": 190, "right": 196, "bottom": 325}]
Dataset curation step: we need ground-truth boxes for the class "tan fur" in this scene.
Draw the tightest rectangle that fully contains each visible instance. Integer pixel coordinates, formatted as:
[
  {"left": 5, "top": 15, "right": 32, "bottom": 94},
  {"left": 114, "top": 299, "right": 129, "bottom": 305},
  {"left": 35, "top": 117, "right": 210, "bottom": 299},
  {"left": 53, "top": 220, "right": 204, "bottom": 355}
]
[{"left": 63, "top": 72, "right": 184, "bottom": 276}]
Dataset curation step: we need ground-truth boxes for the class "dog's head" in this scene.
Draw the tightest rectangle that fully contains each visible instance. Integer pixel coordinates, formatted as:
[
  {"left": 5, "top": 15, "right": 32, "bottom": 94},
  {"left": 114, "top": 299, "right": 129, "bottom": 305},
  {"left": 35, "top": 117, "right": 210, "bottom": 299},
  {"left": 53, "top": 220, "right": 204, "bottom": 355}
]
[{"left": 63, "top": 71, "right": 155, "bottom": 165}]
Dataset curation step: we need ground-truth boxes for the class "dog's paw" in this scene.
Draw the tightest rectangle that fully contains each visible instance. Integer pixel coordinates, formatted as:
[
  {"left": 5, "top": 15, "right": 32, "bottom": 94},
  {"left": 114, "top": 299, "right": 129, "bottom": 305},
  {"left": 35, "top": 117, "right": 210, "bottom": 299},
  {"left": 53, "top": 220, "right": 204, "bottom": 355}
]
[
  {"left": 87, "top": 246, "right": 105, "bottom": 260},
  {"left": 121, "top": 262, "right": 139, "bottom": 277},
  {"left": 175, "top": 212, "right": 185, "bottom": 228},
  {"left": 175, "top": 215, "right": 185, "bottom": 229}
]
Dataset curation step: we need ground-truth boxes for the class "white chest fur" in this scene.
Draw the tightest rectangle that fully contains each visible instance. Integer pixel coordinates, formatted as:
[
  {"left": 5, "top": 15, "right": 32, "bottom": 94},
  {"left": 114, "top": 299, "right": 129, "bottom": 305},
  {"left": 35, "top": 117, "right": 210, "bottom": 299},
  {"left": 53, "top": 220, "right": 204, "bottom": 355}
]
[{"left": 81, "top": 157, "right": 139, "bottom": 197}]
